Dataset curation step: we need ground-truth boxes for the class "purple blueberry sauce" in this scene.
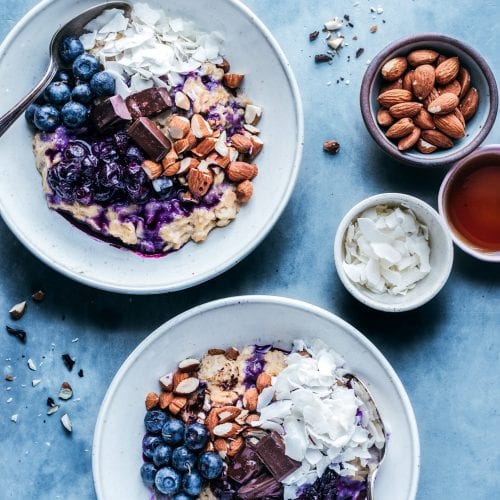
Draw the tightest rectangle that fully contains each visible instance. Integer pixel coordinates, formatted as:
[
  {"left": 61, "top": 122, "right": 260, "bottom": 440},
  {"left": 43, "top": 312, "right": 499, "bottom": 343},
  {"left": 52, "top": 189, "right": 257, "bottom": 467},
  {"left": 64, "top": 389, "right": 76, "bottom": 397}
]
[
  {"left": 297, "top": 468, "right": 367, "bottom": 500},
  {"left": 244, "top": 344, "right": 272, "bottom": 387}
]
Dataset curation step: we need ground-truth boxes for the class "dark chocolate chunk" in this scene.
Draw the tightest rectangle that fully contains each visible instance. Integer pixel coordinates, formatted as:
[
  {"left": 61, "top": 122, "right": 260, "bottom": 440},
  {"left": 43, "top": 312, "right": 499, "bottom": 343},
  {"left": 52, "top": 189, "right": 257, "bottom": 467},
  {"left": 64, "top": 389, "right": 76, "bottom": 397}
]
[
  {"left": 128, "top": 117, "right": 171, "bottom": 162},
  {"left": 254, "top": 432, "right": 300, "bottom": 482},
  {"left": 78, "top": 369, "right": 84, "bottom": 378},
  {"left": 47, "top": 397, "right": 56, "bottom": 407},
  {"left": 237, "top": 473, "right": 282, "bottom": 499},
  {"left": 6, "top": 326, "right": 26, "bottom": 343},
  {"left": 309, "top": 30, "right": 320, "bottom": 41},
  {"left": 126, "top": 88, "right": 172, "bottom": 118},
  {"left": 356, "top": 47, "right": 365, "bottom": 58},
  {"left": 62, "top": 353, "right": 75, "bottom": 371},
  {"left": 227, "top": 445, "right": 264, "bottom": 484},
  {"left": 315, "top": 54, "right": 332, "bottom": 63},
  {"left": 91, "top": 95, "right": 132, "bottom": 132}
]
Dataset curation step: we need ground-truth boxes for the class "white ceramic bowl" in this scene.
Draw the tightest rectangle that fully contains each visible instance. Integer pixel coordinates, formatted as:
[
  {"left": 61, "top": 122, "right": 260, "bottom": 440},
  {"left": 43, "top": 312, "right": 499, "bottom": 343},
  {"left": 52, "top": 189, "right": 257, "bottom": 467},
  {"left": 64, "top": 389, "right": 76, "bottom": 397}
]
[
  {"left": 334, "top": 193, "right": 454, "bottom": 312},
  {"left": 0, "top": 0, "right": 303, "bottom": 294},
  {"left": 92, "top": 296, "right": 420, "bottom": 499}
]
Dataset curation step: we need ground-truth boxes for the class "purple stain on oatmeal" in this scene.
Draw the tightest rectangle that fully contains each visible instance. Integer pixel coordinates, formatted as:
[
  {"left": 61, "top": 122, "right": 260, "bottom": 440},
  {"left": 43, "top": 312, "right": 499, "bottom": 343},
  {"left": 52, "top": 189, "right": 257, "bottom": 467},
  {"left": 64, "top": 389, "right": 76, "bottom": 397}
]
[{"left": 244, "top": 345, "right": 272, "bottom": 386}]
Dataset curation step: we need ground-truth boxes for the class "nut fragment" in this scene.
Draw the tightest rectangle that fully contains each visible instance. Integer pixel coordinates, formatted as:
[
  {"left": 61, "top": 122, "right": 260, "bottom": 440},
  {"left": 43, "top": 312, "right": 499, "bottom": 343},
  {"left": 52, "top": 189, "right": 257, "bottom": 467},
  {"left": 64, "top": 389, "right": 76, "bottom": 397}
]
[
  {"left": 217, "top": 58, "right": 230, "bottom": 73},
  {"left": 175, "top": 91, "right": 191, "bottom": 111},
  {"left": 58, "top": 382, "right": 73, "bottom": 401},
  {"left": 142, "top": 160, "right": 163, "bottom": 180},
  {"left": 169, "top": 396, "right": 187, "bottom": 415},
  {"left": 145, "top": 392, "right": 159, "bottom": 410},
  {"left": 159, "top": 392, "right": 174, "bottom": 410},
  {"left": 61, "top": 413, "right": 72, "bottom": 432},
  {"left": 208, "top": 348, "right": 226, "bottom": 355},
  {"left": 167, "top": 115, "right": 191, "bottom": 140},
  {"left": 217, "top": 406, "right": 242, "bottom": 424},
  {"left": 159, "top": 372, "right": 174, "bottom": 391},
  {"left": 223, "top": 73, "right": 244, "bottom": 89},
  {"left": 243, "top": 387, "right": 259, "bottom": 412},
  {"left": 459, "top": 87, "right": 479, "bottom": 121},
  {"left": 178, "top": 358, "right": 201, "bottom": 373},
  {"left": 9, "top": 301, "right": 27, "bottom": 320},
  {"left": 244, "top": 104, "right": 262, "bottom": 125},
  {"left": 227, "top": 436, "right": 245, "bottom": 457},
  {"left": 188, "top": 168, "right": 214, "bottom": 197},
  {"left": 227, "top": 162, "right": 258, "bottom": 181},
  {"left": 173, "top": 370, "right": 189, "bottom": 388},
  {"left": 31, "top": 290, "right": 45, "bottom": 302},
  {"left": 256, "top": 372, "right": 272, "bottom": 392},
  {"left": 174, "top": 377, "right": 200, "bottom": 396},
  {"left": 235, "top": 180, "right": 253, "bottom": 203},
  {"left": 377, "top": 109, "right": 394, "bottom": 127},
  {"left": 191, "top": 114, "right": 213, "bottom": 139},
  {"left": 213, "top": 422, "right": 242, "bottom": 437},
  {"left": 323, "top": 140, "right": 340, "bottom": 154}
]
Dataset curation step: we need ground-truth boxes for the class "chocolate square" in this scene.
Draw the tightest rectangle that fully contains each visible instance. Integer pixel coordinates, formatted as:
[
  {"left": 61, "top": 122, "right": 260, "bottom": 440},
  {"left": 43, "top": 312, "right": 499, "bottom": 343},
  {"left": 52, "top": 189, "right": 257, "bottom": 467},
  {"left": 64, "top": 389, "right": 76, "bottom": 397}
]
[
  {"left": 128, "top": 117, "right": 171, "bottom": 162},
  {"left": 126, "top": 88, "right": 172, "bottom": 119},
  {"left": 227, "top": 446, "right": 264, "bottom": 484},
  {"left": 91, "top": 95, "right": 132, "bottom": 132}
]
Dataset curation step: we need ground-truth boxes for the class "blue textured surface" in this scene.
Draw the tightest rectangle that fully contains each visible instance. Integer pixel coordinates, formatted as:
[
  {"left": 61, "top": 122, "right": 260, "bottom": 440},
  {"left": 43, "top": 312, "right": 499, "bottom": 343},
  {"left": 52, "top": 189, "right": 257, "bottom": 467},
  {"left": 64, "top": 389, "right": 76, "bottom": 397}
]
[{"left": 0, "top": 1, "right": 499, "bottom": 499}]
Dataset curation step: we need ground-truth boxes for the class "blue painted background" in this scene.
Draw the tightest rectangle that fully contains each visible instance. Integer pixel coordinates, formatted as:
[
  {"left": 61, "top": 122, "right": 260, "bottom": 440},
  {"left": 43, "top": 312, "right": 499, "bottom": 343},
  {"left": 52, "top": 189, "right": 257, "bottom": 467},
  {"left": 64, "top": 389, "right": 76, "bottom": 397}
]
[{"left": 0, "top": 1, "right": 499, "bottom": 499}]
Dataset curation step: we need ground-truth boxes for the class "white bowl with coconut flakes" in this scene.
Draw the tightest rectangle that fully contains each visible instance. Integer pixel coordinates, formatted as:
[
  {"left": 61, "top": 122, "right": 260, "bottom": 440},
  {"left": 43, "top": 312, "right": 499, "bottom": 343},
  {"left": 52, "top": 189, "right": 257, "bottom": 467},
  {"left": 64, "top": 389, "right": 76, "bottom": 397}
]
[{"left": 334, "top": 193, "right": 454, "bottom": 312}]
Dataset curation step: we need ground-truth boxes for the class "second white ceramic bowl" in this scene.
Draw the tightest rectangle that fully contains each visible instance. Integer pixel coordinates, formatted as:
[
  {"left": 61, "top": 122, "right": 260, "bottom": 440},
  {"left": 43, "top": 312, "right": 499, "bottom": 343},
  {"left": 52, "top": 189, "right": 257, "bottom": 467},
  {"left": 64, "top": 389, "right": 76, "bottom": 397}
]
[{"left": 334, "top": 193, "right": 454, "bottom": 312}]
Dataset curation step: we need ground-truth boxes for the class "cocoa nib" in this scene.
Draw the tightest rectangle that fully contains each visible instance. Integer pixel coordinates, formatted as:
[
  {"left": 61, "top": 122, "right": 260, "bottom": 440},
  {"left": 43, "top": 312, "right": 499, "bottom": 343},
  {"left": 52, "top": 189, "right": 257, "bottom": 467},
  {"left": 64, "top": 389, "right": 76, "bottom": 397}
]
[
  {"left": 62, "top": 354, "right": 75, "bottom": 371},
  {"left": 309, "top": 30, "right": 319, "bottom": 41},
  {"left": 356, "top": 47, "right": 365, "bottom": 58},
  {"left": 6, "top": 326, "right": 26, "bottom": 343},
  {"left": 323, "top": 140, "right": 340, "bottom": 154},
  {"left": 315, "top": 54, "right": 332, "bottom": 63}
]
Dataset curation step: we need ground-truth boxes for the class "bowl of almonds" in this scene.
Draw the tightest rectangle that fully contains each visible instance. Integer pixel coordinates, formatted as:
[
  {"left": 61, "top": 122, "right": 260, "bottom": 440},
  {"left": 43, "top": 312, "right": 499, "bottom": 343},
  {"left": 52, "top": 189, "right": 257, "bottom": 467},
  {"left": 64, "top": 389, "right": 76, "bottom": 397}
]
[{"left": 360, "top": 34, "right": 498, "bottom": 167}]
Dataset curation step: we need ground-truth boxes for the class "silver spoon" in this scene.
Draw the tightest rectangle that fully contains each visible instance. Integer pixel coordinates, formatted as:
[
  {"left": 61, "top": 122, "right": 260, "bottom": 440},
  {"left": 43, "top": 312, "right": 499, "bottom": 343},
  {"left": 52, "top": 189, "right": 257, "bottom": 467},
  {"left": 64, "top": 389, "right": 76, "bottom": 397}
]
[
  {"left": 0, "top": 2, "right": 131, "bottom": 138},
  {"left": 345, "top": 373, "right": 387, "bottom": 500}
]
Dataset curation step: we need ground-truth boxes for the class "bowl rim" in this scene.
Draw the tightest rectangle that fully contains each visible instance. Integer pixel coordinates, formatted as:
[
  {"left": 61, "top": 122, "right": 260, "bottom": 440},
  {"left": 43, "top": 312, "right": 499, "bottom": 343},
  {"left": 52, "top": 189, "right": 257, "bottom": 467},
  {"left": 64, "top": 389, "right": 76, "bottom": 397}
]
[
  {"left": 0, "top": 0, "right": 304, "bottom": 294},
  {"left": 334, "top": 192, "right": 454, "bottom": 312},
  {"left": 360, "top": 32, "right": 499, "bottom": 168},
  {"left": 438, "top": 144, "right": 500, "bottom": 262},
  {"left": 92, "top": 294, "right": 420, "bottom": 499}
]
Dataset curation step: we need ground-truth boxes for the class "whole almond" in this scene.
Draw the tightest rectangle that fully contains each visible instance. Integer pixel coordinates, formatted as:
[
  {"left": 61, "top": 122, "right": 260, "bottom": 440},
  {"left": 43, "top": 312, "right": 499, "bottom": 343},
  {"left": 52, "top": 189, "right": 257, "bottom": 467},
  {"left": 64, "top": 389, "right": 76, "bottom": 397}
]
[
  {"left": 256, "top": 372, "right": 272, "bottom": 392},
  {"left": 388, "top": 102, "right": 422, "bottom": 119},
  {"left": 414, "top": 108, "right": 435, "bottom": 130},
  {"left": 423, "top": 87, "right": 440, "bottom": 108},
  {"left": 159, "top": 392, "right": 174, "bottom": 410},
  {"left": 377, "top": 108, "right": 394, "bottom": 127},
  {"left": 402, "top": 70, "right": 414, "bottom": 93},
  {"left": 416, "top": 138, "right": 438, "bottom": 154},
  {"left": 385, "top": 117, "right": 415, "bottom": 139},
  {"left": 407, "top": 49, "right": 439, "bottom": 66},
  {"left": 188, "top": 168, "right": 214, "bottom": 196},
  {"left": 243, "top": 387, "right": 259, "bottom": 411},
  {"left": 381, "top": 56, "right": 408, "bottom": 81},
  {"left": 458, "top": 67, "right": 471, "bottom": 99},
  {"left": 435, "top": 56, "right": 460, "bottom": 85},
  {"left": 434, "top": 113, "right": 465, "bottom": 139},
  {"left": 145, "top": 392, "right": 159, "bottom": 410},
  {"left": 380, "top": 79, "right": 403, "bottom": 93},
  {"left": 398, "top": 127, "right": 421, "bottom": 151},
  {"left": 459, "top": 87, "right": 479, "bottom": 121},
  {"left": 377, "top": 89, "right": 413, "bottom": 107},
  {"left": 227, "top": 161, "right": 258, "bottom": 181},
  {"left": 230, "top": 134, "right": 252, "bottom": 153},
  {"left": 438, "top": 80, "right": 461, "bottom": 97},
  {"left": 235, "top": 180, "right": 253, "bottom": 203},
  {"left": 453, "top": 108, "right": 466, "bottom": 129},
  {"left": 412, "top": 64, "right": 435, "bottom": 100},
  {"left": 223, "top": 73, "right": 244, "bottom": 89},
  {"left": 421, "top": 129, "right": 454, "bottom": 149},
  {"left": 427, "top": 93, "right": 459, "bottom": 115}
]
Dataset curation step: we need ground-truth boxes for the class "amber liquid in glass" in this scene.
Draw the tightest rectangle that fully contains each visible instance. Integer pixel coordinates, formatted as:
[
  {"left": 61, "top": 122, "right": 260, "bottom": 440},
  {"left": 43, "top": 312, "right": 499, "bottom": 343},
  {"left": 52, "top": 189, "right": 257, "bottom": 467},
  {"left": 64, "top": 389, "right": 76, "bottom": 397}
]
[{"left": 446, "top": 160, "right": 500, "bottom": 252}]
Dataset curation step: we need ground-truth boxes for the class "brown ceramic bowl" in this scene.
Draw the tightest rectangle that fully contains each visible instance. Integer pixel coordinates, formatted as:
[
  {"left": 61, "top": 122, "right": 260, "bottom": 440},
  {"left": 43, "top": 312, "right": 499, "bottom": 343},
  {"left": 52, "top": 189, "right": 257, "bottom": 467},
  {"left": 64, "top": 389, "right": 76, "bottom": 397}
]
[{"left": 360, "top": 33, "right": 498, "bottom": 167}]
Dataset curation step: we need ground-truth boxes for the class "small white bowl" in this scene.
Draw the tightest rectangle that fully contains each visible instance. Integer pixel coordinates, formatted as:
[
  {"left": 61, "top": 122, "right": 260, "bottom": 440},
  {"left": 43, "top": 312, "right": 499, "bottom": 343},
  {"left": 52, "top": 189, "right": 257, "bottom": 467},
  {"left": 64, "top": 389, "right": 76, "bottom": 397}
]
[{"left": 334, "top": 193, "right": 454, "bottom": 312}]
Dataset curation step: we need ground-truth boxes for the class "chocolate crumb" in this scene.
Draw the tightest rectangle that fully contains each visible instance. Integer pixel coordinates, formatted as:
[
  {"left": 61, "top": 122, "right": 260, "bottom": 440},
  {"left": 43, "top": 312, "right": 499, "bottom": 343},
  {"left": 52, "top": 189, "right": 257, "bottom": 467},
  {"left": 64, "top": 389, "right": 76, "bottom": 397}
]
[
  {"left": 323, "top": 140, "right": 340, "bottom": 155},
  {"left": 347, "top": 22, "right": 354, "bottom": 28},
  {"left": 47, "top": 397, "right": 56, "bottom": 407},
  {"left": 343, "top": 14, "right": 350, "bottom": 21},
  {"left": 31, "top": 290, "right": 45, "bottom": 302},
  {"left": 62, "top": 354, "right": 75, "bottom": 371},
  {"left": 370, "top": 24, "right": 378, "bottom": 33},
  {"left": 315, "top": 54, "right": 332, "bottom": 63},
  {"left": 352, "top": 35, "right": 358, "bottom": 40},
  {"left": 6, "top": 326, "right": 27, "bottom": 343},
  {"left": 78, "top": 369, "right": 84, "bottom": 378},
  {"left": 356, "top": 48, "right": 365, "bottom": 58},
  {"left": 309, "top": 30, "right": 319, "bottom": 41}
]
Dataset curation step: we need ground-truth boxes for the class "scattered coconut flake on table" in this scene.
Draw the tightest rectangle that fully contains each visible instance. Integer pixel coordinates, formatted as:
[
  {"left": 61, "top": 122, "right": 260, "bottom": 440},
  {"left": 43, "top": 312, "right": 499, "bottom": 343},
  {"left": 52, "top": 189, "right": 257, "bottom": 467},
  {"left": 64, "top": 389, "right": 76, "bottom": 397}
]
[
  {"left": 80, "top": 2, "right": 224, "bottom": 96},
  {"left": 343, "top": 204, "right": 431, "bottom": 295}
]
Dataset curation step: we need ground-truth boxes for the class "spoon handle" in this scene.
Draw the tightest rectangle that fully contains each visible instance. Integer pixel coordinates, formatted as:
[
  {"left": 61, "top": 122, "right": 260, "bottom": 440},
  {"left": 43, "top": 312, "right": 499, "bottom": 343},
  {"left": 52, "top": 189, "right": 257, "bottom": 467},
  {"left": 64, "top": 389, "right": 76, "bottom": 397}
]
[{"left": 0, "top": 62, "right": 57, "bottom": 138}]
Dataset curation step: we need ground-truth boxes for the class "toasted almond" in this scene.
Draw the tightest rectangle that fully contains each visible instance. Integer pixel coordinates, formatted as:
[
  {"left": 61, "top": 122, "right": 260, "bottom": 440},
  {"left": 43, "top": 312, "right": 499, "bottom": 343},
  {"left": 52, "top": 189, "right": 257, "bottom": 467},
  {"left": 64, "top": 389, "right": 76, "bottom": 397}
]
[
  {"left": 192, "top": 137, "right": 217, "bottom": 157},
  {"left": 225, "top": 347, "right": 239, "bottom": 360},
  {"left": 453, "top": 108, "right": 466, "bottom": 128},
  {"left": 213, "top": 422, "right": 242, "bottom": 438},
  {"left": 435, "top": 56, "right": 460, "bottom": 85},
  {"left": 142, "top": 160, "right": 163, "bottom": 180},
  {"left": 207, "top": 151, "right": 230, "bottom": 168},
  {"left": 167, "top": 115, "right": 191, "bottom": 140},
  {"left": 434, "top": 112, "right": 465, "bottom": 139},
  {"left": 227, "top": 161, "right": 258, "bottom": 181},
  {"left": 174, "top": 138, "right": 193, "bottom": 154},
  {"left": 174, "top": 377, "right": 200, "bottom": 395},
  {"left": 248, "top": 136, "right": 264, "bottom": 160},
  {"left": 227, "top": 436, "right": 245, "bottom": 457},
  {"left": 412, "top": 64, "right": 435, "bottom": 100},
  {"left": 421, "top": 129, "right": 454, "bottom": 149},
  {"left": 423, "top": 87, "right": 440, "bottom": 108},
  {"left": 416, "top": 138, "right": 438, "bottom": 154},
  {"left": 427, "top": 92, "right": 459, "bottom": 115},
  {"left": 217, "top": 406, "right": 242, "bottom": 424},
  {"left": 459, "top": 87, "right": 479, "bottom": 121},
  {"left": 159, "top": 372, "right": 174, "bottom": 391},
  {"left": 438, "top": 80, "right": 461, "bottom": 97},
  {"left": 168, "top": 396, "right": 187, "bottom": 415},
  {"left": 188, "top": 168, "right": 214, "bottom": 196},
  {"left": 173, "top": 370, "right": 189, "bottom": 388},
  {"left": 214, "top": 438, "right": 228, "bottom": 452},
  {"left": 377, "top": 108, "right": 394, "bottom": 127},
  {"left": 58, "top": 382, "right": 73, "bottom": 401},
  {"left": 9, "top": 301, "right": 26, "bottom": 320},
  {"left": 223, "top": 73, "right": 244, "bottom": 89},
  {"left": 206, "top": 408, "right": 219, "bottom": 434},
  {"left": 407, "top": 49, "right": 439, "bottom": 66},
  {"left": 175, "top": 91, "right": 191, "bottom": 111},
  {"left": 381, "top": 56, "right": 408, "bottom": 81},
  {"left": 235, "top": 409, "right": 250, "bottom": 426},
  {"left": 178, "top": 358, "right": 201, "bottom": 373},
  {"left": 244, "top": 104, "right": 262, "bottom": 125},
  {"left": 208, "top": 348, "right": 226, "bottom": 355},
  {"left": 388, "top": 101, "right": 422, "bottom": 119},
  {"left": 163, "top": 161, "right": 180, "bottom": 176},
  {"left": 256, "top": 372, "right": 272, "bottom": 392},
  {"left": 178, "top": 157, "right": 199, "bottom": 174},
  {"left": 377, "top": 89, "right": 412, "bottom": 107},
  {"left": 235, "top": 180, "right": 253, "bottom": 203},
  {"left": 385, "top": 117, "right": 415, "bottom": 139},
  {"left": 398, "top": 126, "right": 421, "bottom": 151},
  {"left": 217, "top": 58, "right": 231, "bottom": 73},
  {"left": 230, "top": 134, "right": 253, "bottom": 153},
  {"left": 191, "top": 114, "right": 213, "bottom": 138},
  {"left": 414, "top": 108, "right": 435, "bottom": 130},
  {"left": 243, "top": 387, "right": 259, "bottom": 411},
  {"left": 145, "top": 392, "right": 159, "bottom": 410},
  {"left": 402, "top": 70, "right": 414, "bottom": 93},
  {"left": 458, "top": 67, "right": 471, "bottom": 99},
  {"left": 159, "top": 392, "right": 174, "bottom": 410},
  {"left": 246, "top": 413, "right": 260, "bottom": 424},
  {"left": 162, "top": 148, "right": 178, "bottom": 167}
]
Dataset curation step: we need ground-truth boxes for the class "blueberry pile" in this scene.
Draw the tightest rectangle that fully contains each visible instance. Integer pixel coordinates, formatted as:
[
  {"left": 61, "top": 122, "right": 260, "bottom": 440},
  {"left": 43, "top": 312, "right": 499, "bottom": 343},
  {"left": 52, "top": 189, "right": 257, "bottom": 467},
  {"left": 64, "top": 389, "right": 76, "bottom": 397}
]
[
  {"left": 25, "top": 35, "right": 116, "bottom": 132},
  {"left": 142, "top": 410, "right": 224, "bottom": 498}
]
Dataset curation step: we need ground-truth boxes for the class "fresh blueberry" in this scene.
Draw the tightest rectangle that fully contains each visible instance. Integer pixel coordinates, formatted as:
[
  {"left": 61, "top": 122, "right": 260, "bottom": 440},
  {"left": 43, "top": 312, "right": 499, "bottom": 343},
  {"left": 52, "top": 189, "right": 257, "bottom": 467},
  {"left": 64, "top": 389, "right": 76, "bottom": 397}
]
[
  {"left": 34, "top": 104, "right": 60, "bottom": 132},
  {"left": 152, "top": 177, "right": 176, "bottom": 199},
  {"left": 171, "top": 446, "right": 197, "bottom": 473},
  {"left": 54, "top": 69, "right": 72, "bottom": 84},
  {"left": 72, "top": 83, "right": 94, "bottom": 104},
  {"left": 45, "top": 82, "right": 72, "bottom": 106},
  {"left": 61, "top": 101, "right": 89, "bottom": 128},
  {"left": 140, "top": 462, "right": 157, "bottom": 486},
  {"left": 59, "top": 36, "right": 84, "bottom": 64},
  {"left": 90, "top": 71, "right": 116, "bottom": 97},
  {"left": 72, "top": 53, "right": 100, "bottom": 81},
  {"left": 144, "top": 410, "right": 167, "bottom": 434},
  {"left": 182, "top": 470, "right": 204, "bottom": 497},
  {"left": 153, "top": 444, "right": 173, "bottom": 467},
  {"left": 173, "top": 494, "right": 193, "bottom": 500},
  {"left": 25, "top": 103, "right": 40, "bottom": 126},
  {"left": 161, "top": 419, "right": 185, "bottom": 446},
  {"left": 155, "top": 467, "right": 181, "bottom": 496},
  {"left": 198, "top": 452, "right": 223, "bottom": 480},
  {"left": 184, "top": 423, "right": 209, "bottom": 451},
  {"left": 142, "top": 434, "right": 162, "bottom": 460}
]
